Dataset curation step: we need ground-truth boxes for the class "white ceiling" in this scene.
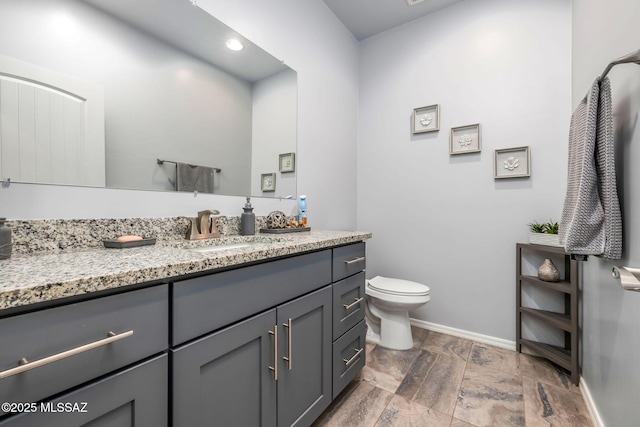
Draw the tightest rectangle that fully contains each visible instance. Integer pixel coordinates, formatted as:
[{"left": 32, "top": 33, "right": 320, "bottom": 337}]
[
  {"left": 83, "top": 0, "right": 288, "bottom": 82},
  {"left": 322, "top": 0, "right": 465, "bottom": 41}
]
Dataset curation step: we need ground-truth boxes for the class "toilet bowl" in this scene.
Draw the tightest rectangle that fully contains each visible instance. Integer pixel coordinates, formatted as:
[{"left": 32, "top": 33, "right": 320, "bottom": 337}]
[{"left": 365, "top": 276, "right": 430, "bottom": 350}]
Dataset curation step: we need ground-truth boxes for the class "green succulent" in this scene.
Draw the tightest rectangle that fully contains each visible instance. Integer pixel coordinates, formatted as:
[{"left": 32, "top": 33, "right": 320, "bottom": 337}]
[{"left": 528, "top": 220, "right": 559, "bottom": 235}]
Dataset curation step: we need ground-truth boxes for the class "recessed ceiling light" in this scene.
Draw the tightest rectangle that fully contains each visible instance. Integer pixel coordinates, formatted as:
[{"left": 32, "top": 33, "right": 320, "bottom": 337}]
[{"left": 226, "top": 39, "right": 244, "bottom": 51}]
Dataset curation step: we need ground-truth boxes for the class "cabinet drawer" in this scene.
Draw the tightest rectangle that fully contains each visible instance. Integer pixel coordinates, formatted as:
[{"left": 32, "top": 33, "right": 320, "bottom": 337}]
[
  {"left": 0, "top": 354, "right": 168, "bottom": 426},
  {"left": 172, "top": 250, "right": 332, "bottom": 345},
  {"left": 333, "top": 272, "right": 365, "bottom": 339},
  {"left": 0, "top": 285, "right": 168, "bottom": 413},
  {"left": 332, "top": 243, "right": 365, "bottom": 282},
  {"left": 332, "top": 320, "right": 366, "bottom": 399}
]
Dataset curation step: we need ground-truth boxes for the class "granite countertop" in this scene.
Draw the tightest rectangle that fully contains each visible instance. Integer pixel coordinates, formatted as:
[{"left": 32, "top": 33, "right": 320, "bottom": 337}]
[{"left": 0, "top": 230, "right": 371, "bottom": 312}]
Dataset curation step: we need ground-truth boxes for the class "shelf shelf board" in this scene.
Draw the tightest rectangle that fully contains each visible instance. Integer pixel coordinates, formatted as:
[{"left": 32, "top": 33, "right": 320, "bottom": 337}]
[
  {"left": 520, "top": 275, "right": 572, "bottom": 294},
  {"left": 519, "top": 339, "right": 571, "bottom": 371},
  {"left": 517, "top": 243, "right": 567, "bottom": 255},
  {"left": 519, "top": 307, "right": 573, "bottom": 332}
]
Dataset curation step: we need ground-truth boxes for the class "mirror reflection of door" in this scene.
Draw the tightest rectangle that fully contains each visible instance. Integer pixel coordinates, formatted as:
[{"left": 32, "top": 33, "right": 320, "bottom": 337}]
[{"left": 0, "top": 54, "right": 105, "bottom": 187}]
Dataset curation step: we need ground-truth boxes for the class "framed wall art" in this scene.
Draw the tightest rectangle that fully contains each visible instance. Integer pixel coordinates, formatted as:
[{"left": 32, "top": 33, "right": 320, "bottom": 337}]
[
  {"left": 494, "top": 146, "right": 530, "bottom": 179},
  {"left": 412, "top": 104, "right": 440, "bottom": 134},
  {"left": 450, "top": 123, "right": 481, "bottom": 155},
  {"left": 261, "top": 173, "right": 276, "bottom": 191},
  {"left": 279, "top": 152, "right": 295, "bottom": 173}
]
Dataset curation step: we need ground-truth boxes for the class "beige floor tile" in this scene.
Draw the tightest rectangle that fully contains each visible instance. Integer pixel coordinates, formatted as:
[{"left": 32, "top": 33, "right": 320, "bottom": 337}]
[
  {"left": 396, "top": 350, "right": 466, "bottom": 415},
  {"left": 361, "top": 345, "right": 422, "bottom": 393},
  {"left": 454, "top": 365, "right": 525, "bottom": 426},
  {"left": 374, "top": 395, "right": 452, "bottom": 427},
  {"left": 519, "top": 353, "right": 580, "bottom": 394},
  {"left": 312, "top": 381, "right": 393, "bottom": 427},
  {"left": 324, "top": 331, "right": 591, "bottom": 427},
  {"left": 522, "top": 376, "right": 594, "bottom": 427},
  {"left": 415, "top": 328, "right": 473, "bottom": 361},
  {"left": 451, "top": 418, "right": 477, "bottom": 427},
  {"left": 467, "top": 343, "right": 520, "bottom": 376}
]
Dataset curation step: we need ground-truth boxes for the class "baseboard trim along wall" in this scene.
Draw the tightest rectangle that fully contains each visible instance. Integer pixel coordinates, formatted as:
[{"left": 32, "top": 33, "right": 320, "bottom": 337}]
[
  {"left": 409, "top": 318, "right": 517, "bottom": 351},
  {"left": 579, "top": 377, "right": 605, "bottom": 427}
]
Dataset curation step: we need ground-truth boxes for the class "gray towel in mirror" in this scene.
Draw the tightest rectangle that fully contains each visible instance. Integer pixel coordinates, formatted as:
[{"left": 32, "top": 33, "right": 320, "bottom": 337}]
[{"left": 176, "top": 162, "right": 214, "bottom": 194}]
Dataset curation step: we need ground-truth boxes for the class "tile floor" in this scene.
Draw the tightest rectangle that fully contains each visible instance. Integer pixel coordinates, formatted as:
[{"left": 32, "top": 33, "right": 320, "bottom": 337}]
[{"left": 313, "top": 328, "right": 594, "bottom": 427}]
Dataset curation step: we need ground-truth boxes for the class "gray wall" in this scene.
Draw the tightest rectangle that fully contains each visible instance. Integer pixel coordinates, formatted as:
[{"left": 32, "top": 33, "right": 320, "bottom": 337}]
[
  {"left": 572, "top": 1, "right": 640, "bottom": 425},
  {"left": 357, "top": 0, "right": 571, "bottom": 341},
  {"left": 251, "top": 69, "right": 298, "bottom": 198},
  {"left": 0, "top": 0, "right": 359, "bottom": 228}
]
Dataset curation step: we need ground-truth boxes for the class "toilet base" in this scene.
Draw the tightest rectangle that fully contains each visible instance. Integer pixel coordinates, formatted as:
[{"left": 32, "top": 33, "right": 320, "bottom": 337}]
[{"left": 365, "top": 309, "right": 414, "bottom": 351}]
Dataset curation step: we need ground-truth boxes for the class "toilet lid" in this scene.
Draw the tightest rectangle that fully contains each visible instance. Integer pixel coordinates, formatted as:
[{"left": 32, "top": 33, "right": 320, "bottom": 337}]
[{"left": 367, "top": 276, "right": 430, "bottom": 296}]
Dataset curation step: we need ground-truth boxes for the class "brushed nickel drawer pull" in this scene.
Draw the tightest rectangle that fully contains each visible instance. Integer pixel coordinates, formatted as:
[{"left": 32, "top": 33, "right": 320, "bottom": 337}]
[
  {"left": 0, "top": 330, "right": 134, "bottom": 380},
  {"left": 343, "top": 297, "right": 364, "bottom": 310},
  {"left": 343, "top": 347, "right": 364, "bottom": 366},
  {"left": 282, "top": 318, "right": 292, "bottom": 370},
  {"left": 268, "top": 325, "right": 278, "bottom": 381},
  {"left": 344, "top": 257, "right": 365, "bottom": 265}
]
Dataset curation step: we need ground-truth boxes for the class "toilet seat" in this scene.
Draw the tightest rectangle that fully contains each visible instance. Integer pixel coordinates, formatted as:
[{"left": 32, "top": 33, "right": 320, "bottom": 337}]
[{"left": 367, "top": 276, "right": 430, "bottom": 297}]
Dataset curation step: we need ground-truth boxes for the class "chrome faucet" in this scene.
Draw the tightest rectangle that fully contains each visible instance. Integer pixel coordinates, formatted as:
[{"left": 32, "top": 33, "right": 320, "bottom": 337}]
[{"left": 187, "top": 209, "right": 221, "bottom": 240}]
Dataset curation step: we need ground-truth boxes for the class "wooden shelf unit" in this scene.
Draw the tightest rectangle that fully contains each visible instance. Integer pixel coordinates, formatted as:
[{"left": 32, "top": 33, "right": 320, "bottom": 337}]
[{"left": 516, "top": 243, "right": 579, "bottom": 385}]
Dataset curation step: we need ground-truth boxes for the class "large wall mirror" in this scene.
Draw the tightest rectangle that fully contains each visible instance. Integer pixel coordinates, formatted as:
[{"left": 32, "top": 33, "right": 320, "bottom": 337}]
[{"left": 0, "top": 0, "right": 297, "bottom": 199}]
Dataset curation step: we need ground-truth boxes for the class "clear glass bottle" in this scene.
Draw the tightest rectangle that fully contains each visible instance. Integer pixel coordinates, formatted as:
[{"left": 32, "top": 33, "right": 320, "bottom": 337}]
[{"left": 298, "top": 195, "right": 307, "bottom": 227}]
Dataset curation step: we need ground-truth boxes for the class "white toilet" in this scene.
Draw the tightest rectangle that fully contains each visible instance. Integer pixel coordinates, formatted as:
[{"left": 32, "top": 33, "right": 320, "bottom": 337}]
[{"left": 365, "top": 276, "right": 431, "bottom": 350}]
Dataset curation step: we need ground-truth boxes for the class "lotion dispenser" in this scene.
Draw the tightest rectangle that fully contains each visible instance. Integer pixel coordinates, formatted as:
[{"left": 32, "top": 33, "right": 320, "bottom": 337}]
[{"left": 241, "top": 197, "right": 255, "bottom": 235}]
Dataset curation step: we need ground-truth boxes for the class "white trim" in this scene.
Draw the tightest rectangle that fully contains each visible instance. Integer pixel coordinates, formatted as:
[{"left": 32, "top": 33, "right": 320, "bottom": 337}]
[
  {"left": 409, "top": 318, "right": 516, "bottom": 350},
  {"left": 579, "top": 377, "right": 605, "bottom": 427}
]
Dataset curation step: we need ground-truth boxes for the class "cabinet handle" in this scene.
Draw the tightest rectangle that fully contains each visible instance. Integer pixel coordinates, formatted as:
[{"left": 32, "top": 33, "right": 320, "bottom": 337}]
[
  {"left": 344, "top": 257, "right": 365, "bottom": 265},
  {"left": 343, "top": 297, "right": 364, "bottom": 310},
  {"left": 268, "top": 325, "right": 278, "bottom": 381},
  {"left": 0, "top": 330, "right": 133, "bottom": 380},
  {"left": 282, "top": 318, "right": 293, "bottom": 370},
  {"left": 343, "top": 347, "right": 364, "bottom": 366}
]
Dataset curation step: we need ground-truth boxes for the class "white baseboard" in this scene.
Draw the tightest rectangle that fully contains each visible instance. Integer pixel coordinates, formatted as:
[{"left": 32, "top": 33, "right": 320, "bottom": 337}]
[
  {"left": 579, "top": 377, "right": 605, "bottom": 427},
  {"left": 409, "top": 318, "right": 516, "bottom": 351}
]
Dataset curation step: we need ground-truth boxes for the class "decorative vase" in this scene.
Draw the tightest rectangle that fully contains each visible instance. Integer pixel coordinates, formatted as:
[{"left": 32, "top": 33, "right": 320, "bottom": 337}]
[
  {"left": 538, "top": 258, "right": 560, "bottom": 282},
  {"left": 0, "top": 218, "right": 11, "bottom": 259},
  {"left": 266, "top": 211, "right": 286, "bottom": 229}
]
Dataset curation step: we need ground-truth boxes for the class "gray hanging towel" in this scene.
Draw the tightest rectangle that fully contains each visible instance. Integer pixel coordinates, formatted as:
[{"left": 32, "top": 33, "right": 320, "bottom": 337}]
[
  {"left": 176, "top": 162, "right": 214, "bottom": 194},
  {"left": 559, "top": 77, "right": 622, "bottom": 259}
]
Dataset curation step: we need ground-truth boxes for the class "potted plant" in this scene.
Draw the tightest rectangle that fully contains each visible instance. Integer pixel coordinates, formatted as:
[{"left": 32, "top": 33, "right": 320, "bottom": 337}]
[{"left": 528, "top": 220, "right": 562, "bottom": 247}]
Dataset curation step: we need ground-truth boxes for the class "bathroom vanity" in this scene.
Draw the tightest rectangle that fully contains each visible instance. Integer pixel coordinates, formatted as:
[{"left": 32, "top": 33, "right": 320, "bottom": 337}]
[{"left": 0, "top": 230, "right": 369, "bottom": 426}]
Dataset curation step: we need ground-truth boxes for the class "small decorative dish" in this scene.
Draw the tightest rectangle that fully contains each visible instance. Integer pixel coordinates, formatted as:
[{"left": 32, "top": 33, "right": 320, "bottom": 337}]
[
  {"left": 260, "top": 227, "right": 311, "bottom": 234},
  {"left": 103, "top": 237, "right": 157, "bottom": 249}
]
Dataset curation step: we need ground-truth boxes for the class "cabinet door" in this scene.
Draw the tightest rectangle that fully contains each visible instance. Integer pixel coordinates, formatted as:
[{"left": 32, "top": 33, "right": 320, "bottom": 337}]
[
  {"left": 172, "top": 309, "right": 277, "bottom": 427},
  {"left": 277, "top": 286, "right": 332, "bottom": 427},
  {"left": 0, "top": 354, "right": 167, "bottom": 427}
]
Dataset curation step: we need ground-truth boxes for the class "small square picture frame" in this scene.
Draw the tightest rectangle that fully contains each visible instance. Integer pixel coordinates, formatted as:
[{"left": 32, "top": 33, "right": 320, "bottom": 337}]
[
  {"left": 279, "top": 152, "right": 295, "bottom": 173},
  {"left": 450, "top": 123, "right": 481, "bottom": 155},
  {"left": 412, "top": 104, "right": 440, "bottom": 134},
  {"left": 261, "top": 173, "right": 276, "bottom": 192},
  {"left": 494, "top": 146, "right": 530, "bottom": 179}
]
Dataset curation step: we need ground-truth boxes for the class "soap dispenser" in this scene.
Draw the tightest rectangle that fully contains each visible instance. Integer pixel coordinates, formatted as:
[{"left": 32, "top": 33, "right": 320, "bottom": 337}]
[{"left": 241, "top": 197, "right": 255, "bottom": 235}]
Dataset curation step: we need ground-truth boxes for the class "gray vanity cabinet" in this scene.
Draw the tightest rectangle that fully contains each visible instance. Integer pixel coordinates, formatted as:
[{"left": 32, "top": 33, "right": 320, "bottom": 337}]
[
  {"left": 0, "top": 285, "right": 168, "bottom": 427},
  {"left": 172, "top": 309, "right": 278, "bottom": 426},
  {"left": 276, "top": 286, "right": 332, "bottom": 427},
  {"left": 172, "top": 286, "right": 332, "bottom": 427},
  {"left": 0, "top": 352, "right": 168, "bottom": 427}
]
